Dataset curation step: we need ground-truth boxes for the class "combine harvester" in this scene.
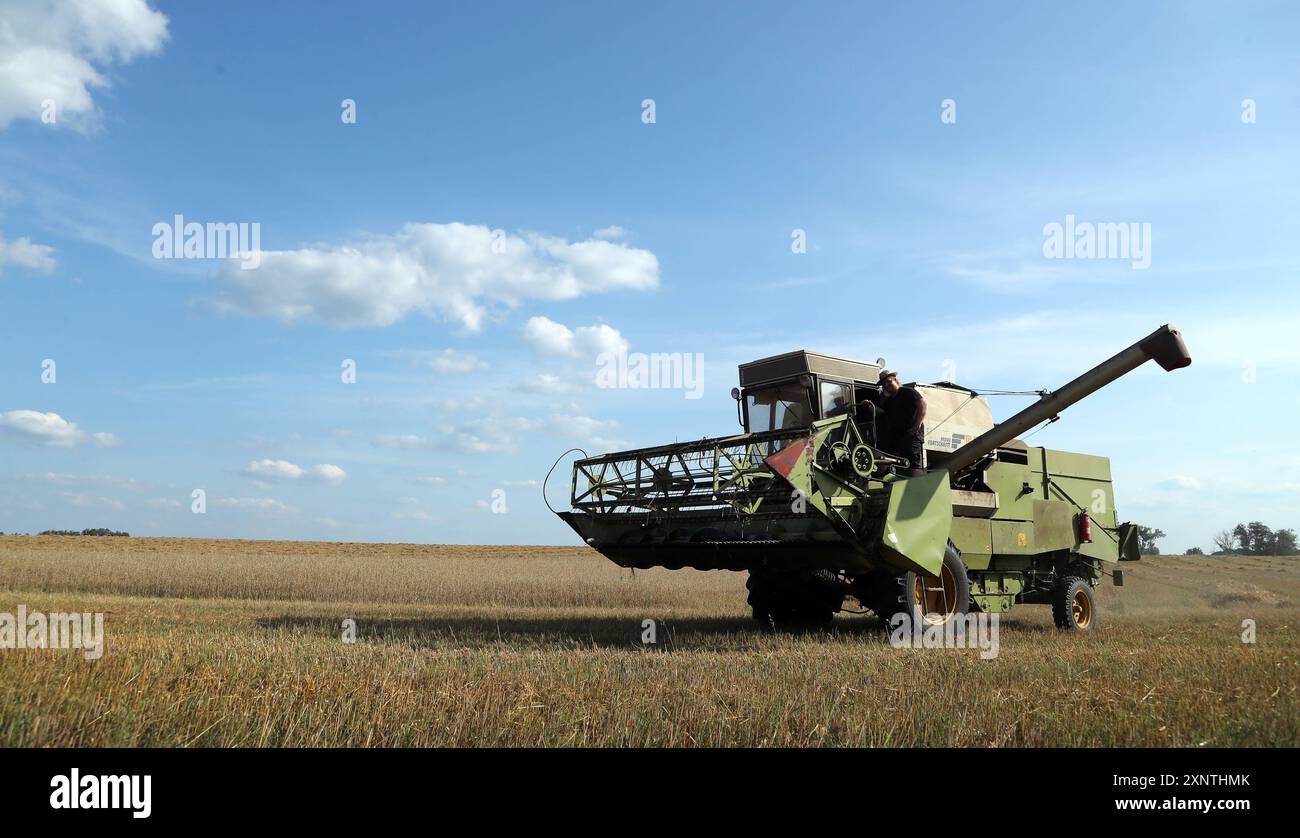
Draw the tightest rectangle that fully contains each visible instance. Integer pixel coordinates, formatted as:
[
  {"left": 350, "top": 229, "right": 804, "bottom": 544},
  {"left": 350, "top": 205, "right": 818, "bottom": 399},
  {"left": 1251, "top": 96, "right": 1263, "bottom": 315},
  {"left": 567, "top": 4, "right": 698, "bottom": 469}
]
[{"left": 554, "top": 325, "right": 1191, "bottom": 630}]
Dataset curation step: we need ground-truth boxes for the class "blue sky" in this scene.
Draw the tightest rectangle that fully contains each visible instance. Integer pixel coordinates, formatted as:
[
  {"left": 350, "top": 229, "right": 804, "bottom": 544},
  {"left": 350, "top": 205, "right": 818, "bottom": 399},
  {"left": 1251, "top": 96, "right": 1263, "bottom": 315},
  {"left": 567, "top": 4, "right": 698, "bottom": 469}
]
[{"left": 1, "top": 0, "right": 1297, "bottom": 550}]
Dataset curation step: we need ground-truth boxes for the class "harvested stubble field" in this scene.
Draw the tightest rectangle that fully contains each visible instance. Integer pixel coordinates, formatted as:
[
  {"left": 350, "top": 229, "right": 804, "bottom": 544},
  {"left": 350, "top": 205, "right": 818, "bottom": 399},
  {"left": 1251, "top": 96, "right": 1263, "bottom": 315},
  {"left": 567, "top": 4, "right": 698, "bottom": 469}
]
[{"left": 1, "top": 535, "right": 1296, "bottom": 747}]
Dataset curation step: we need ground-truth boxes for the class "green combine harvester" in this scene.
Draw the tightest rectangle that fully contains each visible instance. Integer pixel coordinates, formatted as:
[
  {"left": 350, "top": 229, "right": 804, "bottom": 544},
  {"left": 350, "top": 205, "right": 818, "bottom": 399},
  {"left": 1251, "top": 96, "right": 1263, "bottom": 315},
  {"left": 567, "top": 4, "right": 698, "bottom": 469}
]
[{"left": 554, "top": 325, "right": 1191, "bottom": 630}]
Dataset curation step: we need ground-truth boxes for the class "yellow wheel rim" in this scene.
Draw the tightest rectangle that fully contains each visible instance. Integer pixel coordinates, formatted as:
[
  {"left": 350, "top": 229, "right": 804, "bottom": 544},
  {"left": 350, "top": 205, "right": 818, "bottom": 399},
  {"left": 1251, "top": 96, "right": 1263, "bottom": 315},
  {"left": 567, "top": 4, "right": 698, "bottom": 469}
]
[
  {"left": 912, "top": 564, "right": 959, "bottom": 625},
  {"left": 1071, "top": 588, "right": 1092, "bottom": 628}
]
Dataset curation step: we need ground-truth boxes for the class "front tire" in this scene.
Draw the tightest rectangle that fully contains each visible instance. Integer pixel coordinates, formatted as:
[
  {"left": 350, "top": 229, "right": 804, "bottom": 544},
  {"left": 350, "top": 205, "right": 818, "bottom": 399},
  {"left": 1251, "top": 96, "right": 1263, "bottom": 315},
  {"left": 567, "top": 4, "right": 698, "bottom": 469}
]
[
  {"left": 747, "top": 568, "right": 844, "bottom": 630},
  {"left": 1052, "top": 576, "right": 1096, "bottom": 630},
  {"left": 875, "top": 542, "right": 971, "bottom": 627}
]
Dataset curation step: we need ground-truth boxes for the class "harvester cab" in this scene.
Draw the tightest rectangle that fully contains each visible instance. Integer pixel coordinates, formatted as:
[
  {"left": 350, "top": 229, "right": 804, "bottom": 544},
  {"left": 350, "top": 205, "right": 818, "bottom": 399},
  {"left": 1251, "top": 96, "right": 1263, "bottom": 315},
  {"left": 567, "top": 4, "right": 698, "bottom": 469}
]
[
  {"left": 733, "top": 350, "right": 995, "bottom": 473},
  {"left": 553, "top": 325, "right": 1191, "bottom": 632}
]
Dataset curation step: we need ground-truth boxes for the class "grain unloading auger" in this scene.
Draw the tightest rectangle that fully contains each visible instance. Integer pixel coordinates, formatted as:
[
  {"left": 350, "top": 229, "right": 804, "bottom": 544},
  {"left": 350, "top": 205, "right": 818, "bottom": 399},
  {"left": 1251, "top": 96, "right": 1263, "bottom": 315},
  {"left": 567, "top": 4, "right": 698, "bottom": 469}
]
[{"left": 554, "top": 325, "right": 1191, "bottom": 630}]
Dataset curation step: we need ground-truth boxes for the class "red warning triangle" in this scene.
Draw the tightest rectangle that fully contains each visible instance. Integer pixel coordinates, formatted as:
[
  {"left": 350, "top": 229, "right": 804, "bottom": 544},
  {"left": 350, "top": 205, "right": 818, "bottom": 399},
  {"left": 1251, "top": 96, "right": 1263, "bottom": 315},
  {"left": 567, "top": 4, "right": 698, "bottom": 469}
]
[{"left": 765, "top": 436, "right": 812, "bottom": 480}]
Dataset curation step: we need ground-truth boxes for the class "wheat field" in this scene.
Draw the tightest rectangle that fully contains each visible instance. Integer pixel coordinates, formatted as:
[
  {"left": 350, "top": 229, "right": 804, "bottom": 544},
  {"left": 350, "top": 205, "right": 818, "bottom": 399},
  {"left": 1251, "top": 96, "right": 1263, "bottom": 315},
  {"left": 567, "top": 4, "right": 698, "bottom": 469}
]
[{"left": 1, "top": 536, "right": 1296, "bottom": 747}]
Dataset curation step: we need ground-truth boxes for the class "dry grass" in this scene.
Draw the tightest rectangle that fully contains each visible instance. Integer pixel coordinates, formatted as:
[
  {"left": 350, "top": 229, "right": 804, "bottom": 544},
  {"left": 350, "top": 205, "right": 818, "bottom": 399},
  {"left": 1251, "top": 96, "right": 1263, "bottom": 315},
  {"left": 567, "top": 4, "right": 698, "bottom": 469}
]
[{"left": 1, "top": 536, "right": 1297, "bottom": 747}]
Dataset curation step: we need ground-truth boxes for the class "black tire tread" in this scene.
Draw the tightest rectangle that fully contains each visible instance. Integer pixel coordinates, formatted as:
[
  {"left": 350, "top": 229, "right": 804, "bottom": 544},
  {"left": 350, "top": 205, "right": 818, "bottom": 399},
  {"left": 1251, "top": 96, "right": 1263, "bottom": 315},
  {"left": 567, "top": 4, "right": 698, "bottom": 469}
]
[{"left": 1052, "top": 575, "right": 1096, "bottom": 630}]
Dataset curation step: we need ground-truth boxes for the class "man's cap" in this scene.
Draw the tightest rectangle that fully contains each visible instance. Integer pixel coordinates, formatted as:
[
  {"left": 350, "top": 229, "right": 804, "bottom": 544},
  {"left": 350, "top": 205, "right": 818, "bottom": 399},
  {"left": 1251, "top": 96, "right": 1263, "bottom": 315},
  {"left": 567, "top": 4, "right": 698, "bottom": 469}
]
[{"left": 878, "top": 369, "right": 899, "bottom": 382}]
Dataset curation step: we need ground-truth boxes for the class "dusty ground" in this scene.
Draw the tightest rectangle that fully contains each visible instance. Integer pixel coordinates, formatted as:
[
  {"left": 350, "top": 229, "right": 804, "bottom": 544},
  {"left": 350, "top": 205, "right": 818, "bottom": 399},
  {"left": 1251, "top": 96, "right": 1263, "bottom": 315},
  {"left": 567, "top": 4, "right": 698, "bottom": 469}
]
[{"left": 0, "top": 536, "right": 1296, "bottom": 747}]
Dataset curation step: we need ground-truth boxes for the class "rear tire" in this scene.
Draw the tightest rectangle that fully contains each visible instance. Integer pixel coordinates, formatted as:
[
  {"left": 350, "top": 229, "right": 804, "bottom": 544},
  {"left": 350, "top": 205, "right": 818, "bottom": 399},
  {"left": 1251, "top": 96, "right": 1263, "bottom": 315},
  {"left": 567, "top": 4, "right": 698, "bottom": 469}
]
[{"left": 1052, "top": 576, "right": 1096, "bottom": 630}]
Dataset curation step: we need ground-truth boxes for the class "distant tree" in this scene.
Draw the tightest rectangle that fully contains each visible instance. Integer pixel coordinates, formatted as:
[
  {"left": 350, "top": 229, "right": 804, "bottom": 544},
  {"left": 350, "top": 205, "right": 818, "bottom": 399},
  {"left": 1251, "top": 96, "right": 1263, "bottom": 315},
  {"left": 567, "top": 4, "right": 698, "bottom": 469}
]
[
  {"left": 39, "top": 528, "right": 129, "bottom": 537},
  {"left": 1221, "top": 522, "right": 1296, "bottom": 556},
  {"left": 1137, "top": 526, "right": 1166, "bottom": 555},
  {"left": 1186, "top": 547, "right": 1204, "bottom": 556},
  {"left": 1249, "top": 522, "right": 1274, "bottom": 554}
]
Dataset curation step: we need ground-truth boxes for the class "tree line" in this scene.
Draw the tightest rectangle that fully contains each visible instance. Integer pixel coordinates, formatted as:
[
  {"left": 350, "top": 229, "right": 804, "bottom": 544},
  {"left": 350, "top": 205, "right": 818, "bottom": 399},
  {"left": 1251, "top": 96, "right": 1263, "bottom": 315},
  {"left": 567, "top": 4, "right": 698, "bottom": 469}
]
[{"left": 1138, "top": 522, "right": 1296, "bottom": 556}]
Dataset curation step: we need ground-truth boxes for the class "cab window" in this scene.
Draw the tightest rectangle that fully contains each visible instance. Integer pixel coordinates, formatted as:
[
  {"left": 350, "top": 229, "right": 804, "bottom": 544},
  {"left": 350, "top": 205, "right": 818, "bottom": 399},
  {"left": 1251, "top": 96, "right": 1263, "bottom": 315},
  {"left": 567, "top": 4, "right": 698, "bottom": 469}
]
[
  {"left": 746, "top": 382, "right": 813, "bottom": 432},
  {"left": 820, "top": 381, "right": 852, "bottom": 418}
]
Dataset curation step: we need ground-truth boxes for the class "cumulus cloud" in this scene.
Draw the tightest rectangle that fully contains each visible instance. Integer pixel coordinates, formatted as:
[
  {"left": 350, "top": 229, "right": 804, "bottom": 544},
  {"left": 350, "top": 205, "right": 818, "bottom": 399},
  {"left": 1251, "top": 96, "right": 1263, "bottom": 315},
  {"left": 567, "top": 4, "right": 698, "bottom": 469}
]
[
  {"left": 311, "top": 463, "right": 347, "bottom": 483},
  {"left": 242, "top": 458, "right": 348, "bottom": 483},
  {"left": 0, "top": 0, "right": 170, "bottom": 130},
  {"left": 210, "top": 222, "right": 659, "bottom": 331},
  {"left": 593, "top": 225, "right": 626, "bottom": 240},
  {"left": 0, "top": 409, "right": 112, "bottom": 447},
  {"left": 243, "top": 458, "right": 304, "bottom": 480},
  {"left": 214, "top": 497, "right": 291, "bottom": 514},
  {"left": 91, "top": 431, "right": 119, "bottom": 448},
  {"left": 429, "top": 348, "right": 487, "bottom": 374},
  {"left": 521, "top": 316, "right": 629, "bottom": 358},
  {"left": 0, "top": 233, "right": 57, "bottom": 274},
  {"left": 548, "top": 413, "right": 625, "bottom": 450},
  {"left": 520, "top": 372, "right": 579, "bottom": 394}
]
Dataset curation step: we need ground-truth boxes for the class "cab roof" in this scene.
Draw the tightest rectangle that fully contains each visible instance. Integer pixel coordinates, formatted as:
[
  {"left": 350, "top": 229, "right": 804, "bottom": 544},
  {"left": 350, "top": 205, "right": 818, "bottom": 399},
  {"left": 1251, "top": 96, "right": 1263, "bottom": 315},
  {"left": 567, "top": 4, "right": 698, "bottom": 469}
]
[{"left": 738, "top": 349, "right": 882, "bottom": 388}]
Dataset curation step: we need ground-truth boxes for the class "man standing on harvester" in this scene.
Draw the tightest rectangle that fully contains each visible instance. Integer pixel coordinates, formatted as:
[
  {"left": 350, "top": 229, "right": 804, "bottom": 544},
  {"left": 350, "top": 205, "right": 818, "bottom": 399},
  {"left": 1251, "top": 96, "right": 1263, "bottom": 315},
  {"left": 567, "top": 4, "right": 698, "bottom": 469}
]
[{"left": 860, "top": 369, "right": 927, "bottom": 475}]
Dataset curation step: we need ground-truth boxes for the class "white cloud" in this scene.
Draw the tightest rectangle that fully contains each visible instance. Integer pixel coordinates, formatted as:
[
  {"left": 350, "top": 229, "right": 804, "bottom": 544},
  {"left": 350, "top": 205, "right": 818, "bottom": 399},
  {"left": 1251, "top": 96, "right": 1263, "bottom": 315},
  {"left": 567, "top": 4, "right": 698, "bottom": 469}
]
[
  {"left": 0, "top": 409, "right": 85, "bottom": 446},
  {"left": 61, "top": 492, "right": 125, "bottom": 511},
  {"left": 0, "top": 233, "right": 57, "bottom": 274},
  {"left": 430, "top": 412, "right": 622, "bottom": 454},
  {"left": 521, "top": 316, "right": 629, "bottom": 358},
  {"left": 593, "top": 225, "right": 626, "bottom": 240},
  {"left": 429, "top": 348, "right": 487, "bottom": 374},
  {"left": 521, "top": 316, "right": 574, "bottom": 354},
  {"left": 311, "top": 463, "right": 347, "bottom": 483},
  {"left": 243, "top": 458, "right": 304, "bottom": 480},
  {"left": 435, "top": 393, "right": 491, "bottom": 413},
  {"left": 520, "top": 373, "right": 579, "bottom": 394},
  {"left": 411, "top": 475, "right": 445, "bottom": 486},
  {"left": 547, "top": 413, "right": 626, "bottom": 450},
  {"left": 91, "top": 431, "right": 119, "bottom": 447},
  {"left": 242, "top": 458, "right": 347, "bottom": 484},
  {"left": 550, "top": 413, "right": 617, "bottom": 441},
  {"left": 0, "top": 0, "right": 170, "bottom": 130},
  {"left": 375, "top": 434, "right": 433, "bottom": 450},
  {"left": 437, "top": 417, "right": 541, "bottom": 454},
  {"left": 22, "top": 472, "right": 142, "bottom": 490},
  {"left": 210, "top": 222, "right": 659, "bottom": 331},
  {"left": 214, "top": 497, "right": 291, "bottom": 514}
]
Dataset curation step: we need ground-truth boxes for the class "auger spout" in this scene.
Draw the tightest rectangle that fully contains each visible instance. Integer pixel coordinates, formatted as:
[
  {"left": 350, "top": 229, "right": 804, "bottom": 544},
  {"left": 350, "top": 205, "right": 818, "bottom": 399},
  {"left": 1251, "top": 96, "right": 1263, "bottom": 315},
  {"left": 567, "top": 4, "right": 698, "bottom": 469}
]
[{"left": 939, "top": 324, "right": 1191, "bottom": 475}]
